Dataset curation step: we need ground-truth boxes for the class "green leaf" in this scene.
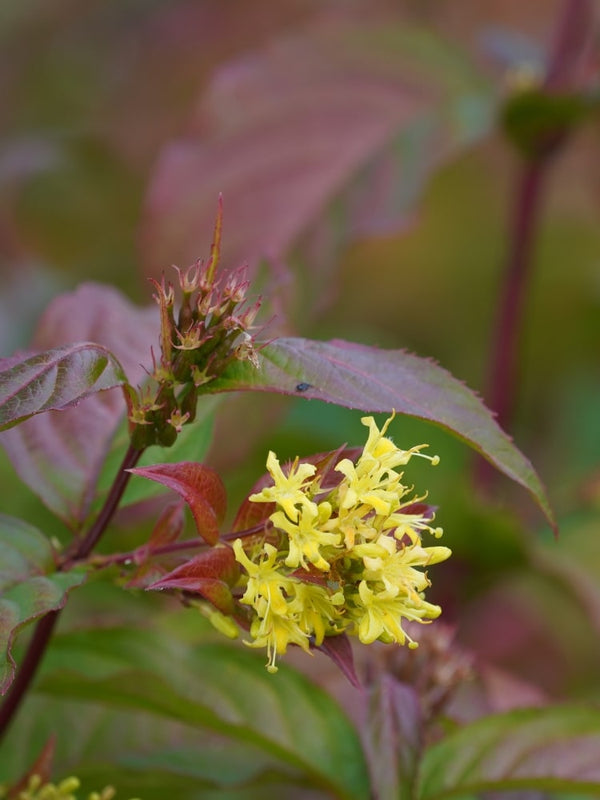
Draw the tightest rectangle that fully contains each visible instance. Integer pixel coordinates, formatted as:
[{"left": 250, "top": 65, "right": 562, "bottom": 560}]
[
  {"left": 0, "top": 514, "right": 86, "bottom": 693},
  {"left": 38, "top": 628, "right": 370, "bottom": 800},
  {"left": 205, "top": 337, "right": 555, "bottom": 530},
  {"left": 0, "top": 343, "right": 127, "bottom": 432},
  {"left": 75, "top": 758, "right": 330, "bottom": 800},
  {"left": 118, "top": 743, "right": 291, "bottom": 787},
  {"left": 419, "top": 705, "right": 600, "bottom": 799}
]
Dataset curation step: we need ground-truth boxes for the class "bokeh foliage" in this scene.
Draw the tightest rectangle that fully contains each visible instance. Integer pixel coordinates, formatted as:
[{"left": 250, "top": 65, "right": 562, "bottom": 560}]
[{"left": 1, "top": 0, "right": 600, "bottom": 796}]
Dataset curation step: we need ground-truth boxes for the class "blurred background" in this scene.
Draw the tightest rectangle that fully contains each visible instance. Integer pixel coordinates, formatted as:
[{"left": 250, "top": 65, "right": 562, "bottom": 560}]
[{"left": 1, "top": 0, "right": 600, "bottom": 780}]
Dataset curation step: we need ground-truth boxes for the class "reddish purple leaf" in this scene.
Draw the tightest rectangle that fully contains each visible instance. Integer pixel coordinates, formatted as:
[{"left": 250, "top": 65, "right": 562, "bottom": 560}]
[
  {"left": 140, "top": 16, "right": 493, "bottom": 279},
  {"left": 231, "top": 498, "right": 274, "bottom": 536},
  {"left": 0, "top": 284, "right": 158, "bottom": 529},
  {"left": 317, "top": 634, "right": 361, "bottom": 690},
  {"left": 147, "top": 501, "right": 186, "bottom": 549},
  {"left": 0, "top": 343, "right": 127, "bottom": 431},
  {"left": 148, "top": 548, "right": 238, "bottom": 614},
  {"left": 205, "top": 337, "right": 555, "bottom": 531},
  {"left": 124, "top": 503, "right": 187, "bottom": 588},
  {"left": 128, "top": 462, "right": 227, "bottom": 545},
  {"left": 365, "top": 675, "right": 423, "bottom": 800},
  {"left": 152, "top": 576, "right": 234, "bottom": 615},
  {"left": 149, "top": 547, "right": 238, "bottom": 587}
]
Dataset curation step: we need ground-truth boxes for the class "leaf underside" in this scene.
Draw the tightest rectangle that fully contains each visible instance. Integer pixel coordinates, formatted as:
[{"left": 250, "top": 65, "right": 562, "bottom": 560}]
[
  {"left": 0, "top": 342, "right": 127, "bottom": 432},
  {"left": 140, "top": 17, "right": 493, "bottom": 280}
]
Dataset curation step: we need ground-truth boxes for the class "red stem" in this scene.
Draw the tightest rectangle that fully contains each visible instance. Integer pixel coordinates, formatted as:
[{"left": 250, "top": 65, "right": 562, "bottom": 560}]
[
  {"left": 485, "top": 159, "right": 547, "bottom": 433},
  {"left": 476, "top": 0, "right": 593, "bottom": 490},
  {"left": 65, "top": 445, "right": 144, "bottom": 564},
  {"left": 90, "top": 522, "right": 268, "bottom": 569}
]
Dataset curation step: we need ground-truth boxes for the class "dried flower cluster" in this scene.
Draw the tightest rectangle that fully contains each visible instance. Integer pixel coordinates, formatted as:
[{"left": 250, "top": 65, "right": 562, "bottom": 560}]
[
  {"left": 126, "top": 202, "right": 261, "bottom": 448},
  {"left": 233, "top": 415, "right": 451, "bottom": 672}
]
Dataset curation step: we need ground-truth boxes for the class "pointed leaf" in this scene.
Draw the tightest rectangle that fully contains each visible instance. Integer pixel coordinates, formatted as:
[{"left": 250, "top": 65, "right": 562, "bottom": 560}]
[
  {"left": 128, "top": 462, "right": 227, "bottom": 545},
  {"left": 156, "top": 577, "right": 235, "bottom": 615},
  {"left": 231, "top": 495, "right": 275, "bottom": 535},
  {"left": 317, "top": 634, "right": 360, "bottom": 690},
  {"left": 123, "top": 503, "right": 187, "bottom": 589},
  {"left": 94, "top": 396, "right": 218, "bottom": 514},
  {"left": 366, "top": 676, "right": 423, "bottom": 800},
  {"left": 205, "top": 337, "right": 555, "bottom": 530},
  {"left": 77, "top": 743, "right": 308, "bottom": 796},
  {"left": 7, "top": 735, "right": 56, "bottom": 796},
  {"left": 419, "top": 705, "right": 600, "bottom": 799},
  {"left": 141, "top": 17, "right": 493, "bottom": 279},
  {"left": 148, "top": 549, "right": 239, "bottom": 612},
  {"left": 39, "top": 630, "right": 370, "bottom": 800},
  {"left": 148, "top": 502, "right": 186, "bottom": 549},
  {"left": 0, "top": 343, "right": 126, "bottom": 431},
  {"left": 148, "top": 547, "right": 238, "bottom": 588},
  {"left": 0, "top": 514, "right": 87, "bottom": 694},
  {"left": 0, "top": 284, "right": 158, "bottom": 528}
]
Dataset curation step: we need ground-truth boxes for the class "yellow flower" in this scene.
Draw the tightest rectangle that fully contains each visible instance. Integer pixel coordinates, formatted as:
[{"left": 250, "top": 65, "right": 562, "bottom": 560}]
[
  {"left": 233, "top": 539, "right": 309, "bottom": 672},
  {"left": 356, "top": 533, "right": 451, "bottom": 599},
  {"left": 233, "top": 540, "right": 296, "bottom": 617},
  {"left": 335, "top": 415, "right": 439, "bottom": 523},
  {"left": 271, "top": 501, "right": 341, "bottom": 571},
  {"left": 288, "top": 582, "right": 345, "bottom": 646},
  {"left": 248, "top": 608, "right": 311, "bottom": 673},
  {"left": 360, "top": 414, "right": 440, "bottom": 472},
  {"left": 335, "top": 456, "right": 403, "bottom": 516},
  {"left": 249, "top": 451, "right": 317, "bottom": 522},
  {"left": 329, "top": 504, "right": 381, "bottom": 550},
  {"left": 351, "top": 580, "right": 442, "bottom": 646},
  {"left": 238, "top": 412, "right": 450, "bottom": 670},
  {"left": 384, "top": 499, "right": 444, "bottom": 542}
]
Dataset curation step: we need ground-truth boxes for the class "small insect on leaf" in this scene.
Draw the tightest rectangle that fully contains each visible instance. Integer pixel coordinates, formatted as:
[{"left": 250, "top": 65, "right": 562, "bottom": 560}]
[{"left": 296, "top": 382, "right": 313, "bottom": 392}]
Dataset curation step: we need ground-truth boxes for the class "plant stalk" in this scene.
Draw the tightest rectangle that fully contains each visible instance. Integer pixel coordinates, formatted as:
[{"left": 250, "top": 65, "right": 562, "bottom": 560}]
[
  {"left": 476, "top": 0, "right": 592, "bottom": 490},
  {"left": 0, "top": 443, "right": 144, "bottom": 744},
  {"left": 485, "top": 159, "right": 547, "bottom": 435}
]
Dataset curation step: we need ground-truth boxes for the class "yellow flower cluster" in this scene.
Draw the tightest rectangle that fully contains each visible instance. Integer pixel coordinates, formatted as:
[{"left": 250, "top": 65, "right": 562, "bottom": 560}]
[
  {"left": 233, "top": 414, "right": 451, "bottom": 672},
  {"left": 2, "top": 775, "right": 139, "bottom": 800}
]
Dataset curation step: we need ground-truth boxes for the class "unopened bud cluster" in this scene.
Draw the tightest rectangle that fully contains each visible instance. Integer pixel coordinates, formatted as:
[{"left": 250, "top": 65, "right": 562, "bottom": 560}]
[
  {"left": 233, "top": 414, "right": 451, "bottom": 672},
  {"left": 126, "top": 207, "right": 261, "bottom": 448}
]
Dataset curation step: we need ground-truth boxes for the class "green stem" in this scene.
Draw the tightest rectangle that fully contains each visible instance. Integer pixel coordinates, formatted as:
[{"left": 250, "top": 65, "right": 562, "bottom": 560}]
[{"left": 0, "top": 444, "right": 144, "bottom": 744}]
